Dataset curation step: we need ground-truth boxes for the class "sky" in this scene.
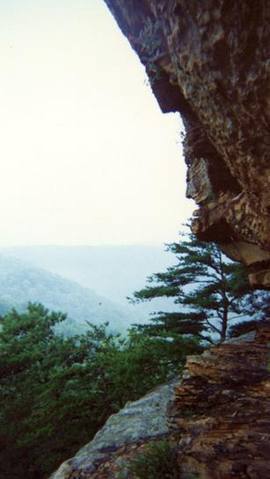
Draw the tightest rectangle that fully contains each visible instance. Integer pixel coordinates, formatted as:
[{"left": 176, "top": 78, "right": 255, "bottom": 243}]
[{"left": 0, "top": 0, "right": 194, "bottom": 246}]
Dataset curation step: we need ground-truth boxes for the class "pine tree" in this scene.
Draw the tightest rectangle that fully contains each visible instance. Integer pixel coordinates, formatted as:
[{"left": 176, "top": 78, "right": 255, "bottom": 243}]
[{"left": 131, "top": 230, "right": 257, "bottom": 343}]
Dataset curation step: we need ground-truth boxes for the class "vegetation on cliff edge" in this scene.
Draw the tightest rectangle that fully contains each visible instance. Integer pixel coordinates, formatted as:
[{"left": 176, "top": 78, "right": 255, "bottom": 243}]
[{"left": 0, "top": 303, "right": 199, "bottom": 479}]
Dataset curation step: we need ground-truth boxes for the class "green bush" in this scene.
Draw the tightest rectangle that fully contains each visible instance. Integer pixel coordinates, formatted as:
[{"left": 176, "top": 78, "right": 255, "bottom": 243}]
[{"left": 124, "top": 440, "right": 179, "bottom": 479}]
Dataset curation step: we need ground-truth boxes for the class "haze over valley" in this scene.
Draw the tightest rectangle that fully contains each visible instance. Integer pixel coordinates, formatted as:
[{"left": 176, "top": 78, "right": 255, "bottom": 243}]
[{"left": 0, "top": 245, "right": 176, "bottom": 334}]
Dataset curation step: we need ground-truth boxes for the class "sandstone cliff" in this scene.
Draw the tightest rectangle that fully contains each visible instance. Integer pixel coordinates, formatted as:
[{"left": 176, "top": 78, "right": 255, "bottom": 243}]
[{"left": 104, "top": 0, "right": 270, "bottom": 288}]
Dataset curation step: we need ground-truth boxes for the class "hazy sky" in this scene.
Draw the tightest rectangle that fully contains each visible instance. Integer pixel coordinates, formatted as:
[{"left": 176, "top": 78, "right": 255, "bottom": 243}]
[{"left": 0, "top": 0, "right": 194, "bottom": 246}]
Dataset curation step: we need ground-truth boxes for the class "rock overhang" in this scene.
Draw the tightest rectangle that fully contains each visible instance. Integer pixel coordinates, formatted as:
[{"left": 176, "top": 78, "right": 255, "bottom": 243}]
[{"left": 104, "top": 0, "right": 270, "bottom": 287}]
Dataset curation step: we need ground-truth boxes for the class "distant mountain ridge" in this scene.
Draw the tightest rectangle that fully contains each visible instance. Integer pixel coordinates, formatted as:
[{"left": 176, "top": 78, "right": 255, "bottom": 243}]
[
  {"left": 0, "top": 254, "right": 142, "bottom": 335},
  {"left": 1, "top": 245, "right": 176, "bottom": 315}
]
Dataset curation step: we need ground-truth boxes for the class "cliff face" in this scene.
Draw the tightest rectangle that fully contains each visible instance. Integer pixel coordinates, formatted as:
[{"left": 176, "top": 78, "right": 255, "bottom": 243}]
[{"left": 104, "top": 0, "right": 270, "bottom": 288}]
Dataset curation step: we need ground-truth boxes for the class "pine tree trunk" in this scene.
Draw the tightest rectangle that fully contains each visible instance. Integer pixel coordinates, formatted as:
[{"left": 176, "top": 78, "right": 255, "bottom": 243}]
[{"left": 220, "top": 308, "right": 228, "bottom": 343}]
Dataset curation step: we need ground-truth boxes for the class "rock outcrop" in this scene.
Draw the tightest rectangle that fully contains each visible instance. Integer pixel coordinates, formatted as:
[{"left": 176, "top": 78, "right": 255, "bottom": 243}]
[
  {"left": 104, "top": 0, "right": 270, "bottom": 288},
  {"left": 50, "top": 381, "right": 177, "bottom": 478},
  {"left": 168, "top": 323, "right": 270, "bottom": 478}
]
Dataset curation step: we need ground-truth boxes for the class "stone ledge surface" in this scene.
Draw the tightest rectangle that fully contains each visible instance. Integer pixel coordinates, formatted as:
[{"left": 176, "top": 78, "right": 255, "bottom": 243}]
[{"left": 50, "top": 380, "right": 177, "bottom": 478}]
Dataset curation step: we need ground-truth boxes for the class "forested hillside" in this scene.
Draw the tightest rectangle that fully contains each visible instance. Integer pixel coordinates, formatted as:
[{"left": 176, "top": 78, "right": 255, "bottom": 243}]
[
  {"left": 0, "top": 245, "right": 177, "bottom": 325},
  {"left": 2, "top": 245, "right": 174, "bottom": 304},
  {"left": 0, "top": 255, "right": 138, "bottom": 335}
]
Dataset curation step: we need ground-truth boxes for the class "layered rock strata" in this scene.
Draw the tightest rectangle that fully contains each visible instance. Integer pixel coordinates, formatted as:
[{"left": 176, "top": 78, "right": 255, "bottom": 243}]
[
  {"left": 168, "top": 322, "right": 270, "bottom": 478},
  {"left": 104, "top": 0, "right": 270, "bottom": 287}
]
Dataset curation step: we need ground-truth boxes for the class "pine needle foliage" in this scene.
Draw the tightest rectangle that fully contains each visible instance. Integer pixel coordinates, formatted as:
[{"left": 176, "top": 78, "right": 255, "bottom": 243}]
[{"left": 131, "top": 230, "right": 257, "bottom": 343}]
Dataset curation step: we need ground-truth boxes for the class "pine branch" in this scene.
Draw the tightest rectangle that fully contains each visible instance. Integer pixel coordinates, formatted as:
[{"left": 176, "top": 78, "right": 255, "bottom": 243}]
[{"left": 205, "top": 318, "right": 222, "bottom": 335}]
